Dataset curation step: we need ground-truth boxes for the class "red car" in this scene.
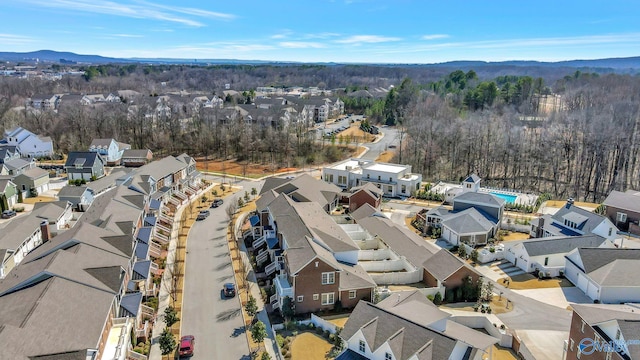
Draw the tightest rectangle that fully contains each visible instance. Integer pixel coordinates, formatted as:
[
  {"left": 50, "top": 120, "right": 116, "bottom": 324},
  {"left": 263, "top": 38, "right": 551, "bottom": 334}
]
[{"left": 179, "top": 335, "right": 195, "bottom": 357}]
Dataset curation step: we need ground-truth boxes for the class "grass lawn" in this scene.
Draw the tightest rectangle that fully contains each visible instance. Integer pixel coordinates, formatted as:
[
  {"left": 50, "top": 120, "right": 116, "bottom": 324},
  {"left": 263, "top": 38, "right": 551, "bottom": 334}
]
[
  {"left": 499, "top": 273, "right": 573, "bottom": 290},
  {"left": 21, "top": 195, "right": 57, "bottom": 204},
  {"left": 290, "top": 332, "right": 333, "bottom": 360},
  {"left": 323, "top": 314, "right": 350, "bottom": 328},
  {"left": 501, "top": 231, "right": 530, "bottom": 241},
  {"left": 376, "top": 150, "right": 395, "bottom": 163}
]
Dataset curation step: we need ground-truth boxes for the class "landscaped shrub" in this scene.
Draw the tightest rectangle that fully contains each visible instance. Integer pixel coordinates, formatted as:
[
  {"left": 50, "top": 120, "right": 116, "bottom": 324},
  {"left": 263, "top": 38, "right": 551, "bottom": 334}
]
[
  {"left": 315, "top": 326, "right": 324, "bottom": 335},
  {"left": 281, "top": 349, "right": 287, "bottom": 356},
  {"left": 276, "top": 334, "right": 286, "bottom": 348}
]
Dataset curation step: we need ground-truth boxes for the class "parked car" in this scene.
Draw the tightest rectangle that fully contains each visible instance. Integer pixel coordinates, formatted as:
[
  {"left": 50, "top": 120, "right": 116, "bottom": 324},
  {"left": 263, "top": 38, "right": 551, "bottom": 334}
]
[
  {"left": 179, "top": 335, "right": 195, "bottom": 357},
  {"left": 211, "top": 199, "right": 224, "bottom": 208},
  {"left": 196, "top": 210, "right": 210, "bottom": 221},
  {"left": 1, "top": 210, "right": 16, "bottom": 219},
  {"left": 223, "top": 282, "right": 236, "bottom": 297}
]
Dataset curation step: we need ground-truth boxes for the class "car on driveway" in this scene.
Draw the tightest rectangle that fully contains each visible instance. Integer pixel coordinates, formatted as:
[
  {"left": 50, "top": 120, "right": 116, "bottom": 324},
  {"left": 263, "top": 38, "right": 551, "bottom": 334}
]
[
  {"left": 179, "top": 335, "right": 195, "bottom": 357},
  {"left": 196, "top": 210, "right": 210, "bottom": 221},
  {"left": 1, "top": 210, "right": 16, "bottom": 219},
  {"left": 210, "top": 199, "right": 224, "bottom": 208},
  {"left": 223, "top": 283, "right": 236, "bottom": 297}
]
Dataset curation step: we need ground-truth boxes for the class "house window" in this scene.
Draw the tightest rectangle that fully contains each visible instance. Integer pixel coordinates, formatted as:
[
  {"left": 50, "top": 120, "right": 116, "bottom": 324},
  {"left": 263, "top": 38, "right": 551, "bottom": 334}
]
[
  {"left": 297, "top": 295, "right": 304, "bottom": 303},
  {"left": 322, "top": 272, "right": 335, "bottom": 285},
  {"left": 616, "top": 212, "right": 627, "bottom": 223},
  {"left": 359, "top": 340, "right": 365, "bottom": 353},
  {"left": 401, "top": 185, "right": 406, "bottom": 193},
  {"left": 615, "top": 329, "right": 621, "bottom": 340},
  {"left": 22, "top": 184, "right": 26, "bottom": 191},
  {"left": 377, "top": 175, "right": 381, "bottom": 181},
  {"left": 385, "top": 353, "right": 393, "bottom": 360},
  {"left": 338, "top": 175, "right": 347, "bottom": 185},
  {"left": 466, "top": 184, "right": 471, "bottom": 188},
  {"left": 544, "top": 257, "right": 549, "bottom": 266},
  {"left": 389, "top": 177, "right": 392, "bottom": 182},
  {"left": 367, "top": 174, "right": 370, "bottom": 179},
  {"left": 606, "top": 352, "right": 612, "bottom": 360},
  {"left": 349, "top": 290, "right": 357, "bottom": 299},
  {"left": 570, "top": 339, "right": 574, "bottom": 350},
  {"left": 577, "top": 350, "right": 581, "bottom": 359},
  {"left": 376, "top": 184, "right": 380, "bottom": 188},
  {"left": 321, "top": 292, "right": 335, "bottom": 305},
  {"left": 608, "top": 228, "right": 613, "bottom": 236},
  {"left": 328, "top": 174, "right": 334, "bottom": 182},
  {"left": 581, "top": 321, "right": 585, "bottom": 333},
  {"left": 313, "top": 294, "right": 319, "bottom": 301}
]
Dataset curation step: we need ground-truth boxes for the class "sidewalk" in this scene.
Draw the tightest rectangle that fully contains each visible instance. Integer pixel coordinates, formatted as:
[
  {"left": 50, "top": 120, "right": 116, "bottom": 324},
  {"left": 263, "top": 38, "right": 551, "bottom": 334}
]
[{"left": 149, "top": 183, "right": 214, "bottom": 359}]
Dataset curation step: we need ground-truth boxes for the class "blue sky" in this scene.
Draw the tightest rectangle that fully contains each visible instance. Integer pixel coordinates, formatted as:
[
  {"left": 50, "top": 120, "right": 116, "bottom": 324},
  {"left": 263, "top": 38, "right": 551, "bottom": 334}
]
[{"left": 1, "top": 0, "right": 639, "bottom": 63}]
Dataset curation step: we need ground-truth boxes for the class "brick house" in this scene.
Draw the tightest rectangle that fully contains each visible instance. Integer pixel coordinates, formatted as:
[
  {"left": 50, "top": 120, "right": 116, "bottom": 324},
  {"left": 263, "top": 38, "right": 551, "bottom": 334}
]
[
  {"left": 603, "top": 190, "right": 640, "bottom": 236},
  {"left": 565, "top": 303, "right": 640, "bottom": 359}
]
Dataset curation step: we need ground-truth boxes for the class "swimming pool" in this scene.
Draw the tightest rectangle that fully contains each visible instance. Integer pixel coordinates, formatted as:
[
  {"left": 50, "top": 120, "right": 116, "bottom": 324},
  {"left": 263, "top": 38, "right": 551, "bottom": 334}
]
[{"left": 490, "top": 192, "right": 518, "bottom": 204}]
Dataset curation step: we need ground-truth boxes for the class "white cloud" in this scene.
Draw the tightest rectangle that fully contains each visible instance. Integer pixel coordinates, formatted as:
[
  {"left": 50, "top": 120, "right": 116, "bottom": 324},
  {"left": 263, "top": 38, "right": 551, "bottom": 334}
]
[
  {"left": 422, "top": 34, "right": 449, "bottom": 40},
  {"left": 279, "top": 42, "right": 325, "bottom": 49},
  {"left": 0, "top": 33, "right": 35, "bottom": 45},
  {"left": 111, "top": 34, "right": 144, "bottom": 38},
  {"left": 303, "top": 32, "right": 341, "bottom": 39},
  {"left": 21, "top": 0, "right": 235, "bottom": 27},
  {"left": 335, "top": 35, "right": 401, "bottom": 44}
]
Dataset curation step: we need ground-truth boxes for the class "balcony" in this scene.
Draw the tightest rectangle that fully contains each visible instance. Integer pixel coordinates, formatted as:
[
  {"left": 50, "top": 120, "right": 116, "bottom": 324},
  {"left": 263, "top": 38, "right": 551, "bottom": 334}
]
[
  {"left": 252, "top": 236, "right": 266, "bottom": 249},
  {"left": 159, "top": 213, "right": 174, "bottom": 225},
  {"left": 270, "top": 294, "right": 279, "bottom": 310},
  {"left": 102, "top": 317, "right": 133, "bottom": 360},
  {"left": 127, "top": 350, "right": 148, "bottom": 360},
  {"left": 141, "top": 304, "right": 155, "bottom": 319},
  {"left": 155, "top": 222, "right": 172, "bottom": 234},
  {"left": 256, "top": 249, "right": 270, "bottom": 266},
  {"left": 135, "top": 320, "right": 151, "bottom": 340},
  {"left": 275, "top": 274, "right": 293, "bottom": 299},
  {"left": 265, "top": 261, "right": 282, "bottom": 276},
  {"left": 173, "top": 190, "right": 188, "bottom": 201},
  {"left": 148, "top": 241, "right": 162, "bottom": 258}
]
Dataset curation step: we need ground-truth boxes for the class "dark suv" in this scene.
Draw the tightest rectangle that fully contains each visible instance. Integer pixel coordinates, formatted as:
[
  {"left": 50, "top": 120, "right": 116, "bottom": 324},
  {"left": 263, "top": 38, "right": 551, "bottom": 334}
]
[
  {"left": 196, "top": 210, "right": 210, "bottom": 221},
  {"left": 223, "top": 283, "right": 236, "bottom": 297},
  {"left": 211, "top": 199, "right": 224, "bottom": 208},
  {"left": 1, "top": 210, "right": 16, "bottom": 219}
]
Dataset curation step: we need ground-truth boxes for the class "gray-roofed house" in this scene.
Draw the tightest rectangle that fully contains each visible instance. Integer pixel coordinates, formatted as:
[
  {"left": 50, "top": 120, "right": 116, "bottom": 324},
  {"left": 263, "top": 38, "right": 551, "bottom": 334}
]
[
  {"left": 425, "top": 175, "right": 505, "bottom": 247},
  {"left": 603, "top": 189, "right": 640, "bottom": 236},
  {"left": 11, "top": 166, "right": 50, "bottom": 198},
  {"left": 504, "top": 234, "right": 613, "bottom": 276},
  {"left": 259, "top": 173, "right": 341, "bottom": 213},
  {"left": 0, "top": 178, "right": 18, "bottom": 210},
  {"left": 338, "top": 290, "right": 498, "bottom": 360},
  {"left": 1, "top": 157, "right": 35, "bottom": 176},
  {"left": 65, "top": 151, "right": 106, "bottom": 181},
  {"left": 252, "top": 192, "right": 375, "bottom": 314},
  {"left": 57, "top": 185, "right": 94, "bottom": 210},
  {"left": 565, "top": 247, "right": 640, "bottom": 303},
  {"left": 88, "top": 138, "right": 131, "bottom": 165},
  {"left": 566, "top": 303, "right": 640, "bottom": 360},
  {"left": 530, "top": 199, "right": 618, "bottom": 242},
  {"left": 122, "top": 149, "right": 153, "bottom": 167}
]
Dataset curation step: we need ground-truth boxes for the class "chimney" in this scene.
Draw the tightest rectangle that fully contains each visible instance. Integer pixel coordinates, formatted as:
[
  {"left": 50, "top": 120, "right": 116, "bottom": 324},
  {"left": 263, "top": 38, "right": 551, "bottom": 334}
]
[
  {"left": 40, "top": 220, "right": 51, "bottom": 243},
  {"left": 566, "top": 198, "right": 574, "bottom": 209}
]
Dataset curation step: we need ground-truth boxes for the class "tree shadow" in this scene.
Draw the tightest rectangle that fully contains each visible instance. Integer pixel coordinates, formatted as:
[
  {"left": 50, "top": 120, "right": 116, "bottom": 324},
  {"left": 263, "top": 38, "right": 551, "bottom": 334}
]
[
  {"left": 216, "top": 308, "right": 241, "bottom": 322},
  {"left": 231, "top": 326, "right": 246, "bottom": 338},
  {"left": 215, "top": 261, "right": 231, "bottom": 271}
]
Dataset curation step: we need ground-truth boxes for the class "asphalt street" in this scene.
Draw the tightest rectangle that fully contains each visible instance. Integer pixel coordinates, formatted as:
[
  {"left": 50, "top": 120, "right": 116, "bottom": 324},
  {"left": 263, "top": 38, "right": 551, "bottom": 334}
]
[{"left": 180, "top": 179, "right": 263, "bottom": 360}]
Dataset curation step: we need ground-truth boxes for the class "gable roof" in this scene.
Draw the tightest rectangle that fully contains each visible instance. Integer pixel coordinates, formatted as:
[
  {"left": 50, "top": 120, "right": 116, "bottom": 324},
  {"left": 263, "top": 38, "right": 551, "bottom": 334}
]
[
  {"left": 342, "top": 293, "right": 497, "bottom": 360},
  {"left": 571, "top": 303, "right": 640, "bottom": 325},
  {"left": 57, "top": 185, "right": 90, "bottom": 198},
  {"left": 422, "top": 249, "right": 467, "bottom": 282},
  {"left": 522, "top": 234, "right": 606, "bottom": 257},
  {"left": 551, "top": 202, "right": 608, "bottom": 234},
  {"left": 603, "top": 190, "right": 640, "bottom": 213},
  {"left": 270, "top": 174, "right": 341, "bottom": 209},
  {"left": 441, "top": 207, "right": 496, "bottom": 233},
  {"left": 349, "top": 182, "right": 383, "bottom": 197},
  {"left": 575, "top": 248, "right": 640, "bottom": 273},
  {"left": 453, "top": 191, "right": 505, "bottom": 207},
  {"left": 89, "top": 138, "right": 116, "bottom": 149},
  {"left": 464, "top": 174, "right": 481, "bottom": 183},
  {"left": 64, "top": 152, "right": 103, "bottom": 168},
  {"left": 122, "top": 149, "right": 152, "bottom": 158},
  {"left": 16, "top": 167, "right": 48, "bottom": 180}
]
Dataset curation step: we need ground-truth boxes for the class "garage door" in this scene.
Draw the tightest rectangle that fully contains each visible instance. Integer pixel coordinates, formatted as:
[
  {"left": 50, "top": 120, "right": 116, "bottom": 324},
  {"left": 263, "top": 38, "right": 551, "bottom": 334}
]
[{"left": 587, "top": 282, "right": 599, "bottom": 300}]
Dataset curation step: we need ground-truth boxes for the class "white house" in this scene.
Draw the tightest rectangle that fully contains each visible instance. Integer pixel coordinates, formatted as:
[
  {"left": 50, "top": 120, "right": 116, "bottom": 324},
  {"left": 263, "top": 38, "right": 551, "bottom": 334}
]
[
  {"left": 322, "top": 159, "right": 422, "bottom": 198},
  {"left": 338, "top": 291, "right": 498, "bottom": 360},
  {"left": 88, "top": 138, "right": 131, "bottom": 166},
  {"left": 530, "top": 199, "right": 618, "bottom": 241},
  {"left": 504, "top": 234, "right": 613, "bottom": 276},
  {"left": 565, "top": 247, "right": 640, "bottom": 303},
  {"left": 440, "top": 207, "right": 499, "bottom": 247},
  {"left": 3, "top": 127, "right": 54, "bottom": 158}
]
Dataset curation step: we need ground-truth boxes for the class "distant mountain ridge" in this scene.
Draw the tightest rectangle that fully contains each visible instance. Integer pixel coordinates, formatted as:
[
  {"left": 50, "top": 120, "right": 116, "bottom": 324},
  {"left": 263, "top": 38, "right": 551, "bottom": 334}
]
[{"left": 1, "top": 49, "right": 640, "bottom": 69}]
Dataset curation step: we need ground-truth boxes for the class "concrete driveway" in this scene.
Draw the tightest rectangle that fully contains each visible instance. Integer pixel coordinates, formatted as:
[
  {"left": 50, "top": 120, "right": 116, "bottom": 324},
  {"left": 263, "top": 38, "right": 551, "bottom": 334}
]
[{"left": 513, "top": 287, "right": 593, "bottom": 309}]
